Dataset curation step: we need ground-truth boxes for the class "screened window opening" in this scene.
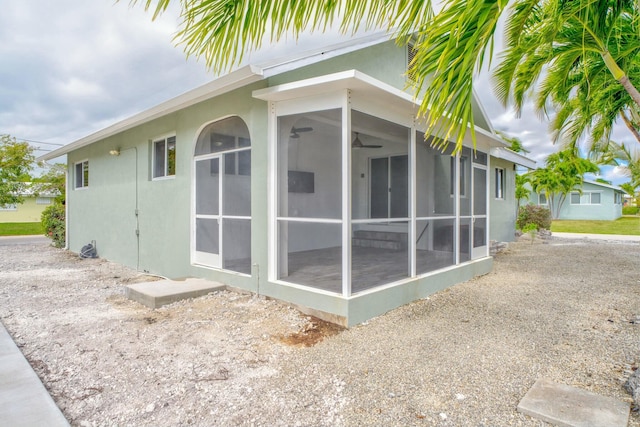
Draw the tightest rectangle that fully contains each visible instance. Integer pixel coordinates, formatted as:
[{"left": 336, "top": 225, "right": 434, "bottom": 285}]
[
  {"left": 277, "top": 109, "right": 342, "bottom": 289},
  {"left": 75, "top": 160, "right": 89, "bottom": 188},
  {"left": 272, "top": 106, "right": 489, "bottom": 296},
  {"left": 193, "top": 116, "right": 251, "bottom": 274},
  {"left": 153, "top": 135, "right": 176, "bottom": 179}
]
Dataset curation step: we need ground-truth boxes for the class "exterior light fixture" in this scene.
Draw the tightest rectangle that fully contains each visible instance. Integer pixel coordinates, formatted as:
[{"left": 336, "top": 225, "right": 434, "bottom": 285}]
[{"left": 109, "top": 149, "right": 121, "bottom": 156}]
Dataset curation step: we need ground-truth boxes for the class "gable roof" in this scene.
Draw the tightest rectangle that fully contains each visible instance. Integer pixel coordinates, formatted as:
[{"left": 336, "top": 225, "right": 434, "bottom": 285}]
[
  {"left": 582, "top": 179, "right": 624, "bottom": 192},
  {"left": 39, "top": 31, "right": 500, "bottom": 162}
]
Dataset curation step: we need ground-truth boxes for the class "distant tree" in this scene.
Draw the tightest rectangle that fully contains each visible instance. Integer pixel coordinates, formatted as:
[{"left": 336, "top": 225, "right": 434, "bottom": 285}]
[
  {"left": 33, "top": 163, "right": 66, "bottom": 204},
  {"left": 529, "top": 149, "right": 599, "bottom": 219},
  {"left": 515, "top": 173, "right": 530, "bottom": 213},
  {"left": 0, "top": 135, "right": 34, "bottom": 208},
  {"left": 495, "top": 130, "right": 530, "bottom": 154},
  {"left": 620, "top": 182, "right": 638, "bottom": 198},
  {"left": 594, "top": 177, "right": 613, "bottom": 185}
]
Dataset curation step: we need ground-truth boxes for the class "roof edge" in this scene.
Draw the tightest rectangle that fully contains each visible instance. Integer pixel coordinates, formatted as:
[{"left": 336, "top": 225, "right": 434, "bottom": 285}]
[{"left": 38, "top": 65, "right": 264, "bottom": 161}]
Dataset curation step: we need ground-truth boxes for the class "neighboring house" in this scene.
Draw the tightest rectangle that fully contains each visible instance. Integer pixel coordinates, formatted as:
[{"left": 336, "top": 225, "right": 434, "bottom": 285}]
[
  {"left": 39, "top": 33, "right": 535, "bottom": 326},
  {"left": 530, "top": 180, "right": 624, "bottom": 220},
  {"left": 0, "top": 187, "right": 55, "bottom": 223}
]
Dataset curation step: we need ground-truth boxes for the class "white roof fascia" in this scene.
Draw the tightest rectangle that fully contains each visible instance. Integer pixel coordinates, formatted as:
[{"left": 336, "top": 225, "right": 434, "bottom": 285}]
[
  {"left": 253, "top": 69, "right": 416, "bottom": 104},
  {"left": 490, "top": 147, "right": 537, "bottom": 169},
  {"left": 38, "top": 65, "right": 264, "bottom": 161},
  {"left": 582, "top": 179, "right": 623, "bottom": 192},
  {"left": 258, "top": 30, "right": 394, "bottom": 78}
]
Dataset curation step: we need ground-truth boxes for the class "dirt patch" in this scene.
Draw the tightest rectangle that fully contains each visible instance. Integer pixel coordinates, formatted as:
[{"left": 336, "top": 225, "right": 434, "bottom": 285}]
[{"left": 278, "top": 316, "right": 345, "bottom": 347}]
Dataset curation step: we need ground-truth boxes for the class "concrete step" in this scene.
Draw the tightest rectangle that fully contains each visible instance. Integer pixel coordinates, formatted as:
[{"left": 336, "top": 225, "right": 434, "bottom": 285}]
[
  {"left": 352, "top": 238, "right": 405, "bottom": 251},
  {"left": 352, "top": 230, "right": 408, "bottom": 242},
  {"left": 125, "top": 278, "right": 226, "bottom": 309},
  {"left": 0, "top": 322, "right": 69, "bottom": 427},
  {"left": 517, "top": 378, "right": 629, "bottom": 427}
]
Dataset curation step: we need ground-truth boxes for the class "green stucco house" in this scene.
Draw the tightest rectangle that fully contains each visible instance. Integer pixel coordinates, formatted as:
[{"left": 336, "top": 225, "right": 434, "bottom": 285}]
[
  {"left": 39, "top": 34, "right": 535, "bottom": 326},
  {"left": 530, "top": 180, "right": 624, "bottom": 221}
]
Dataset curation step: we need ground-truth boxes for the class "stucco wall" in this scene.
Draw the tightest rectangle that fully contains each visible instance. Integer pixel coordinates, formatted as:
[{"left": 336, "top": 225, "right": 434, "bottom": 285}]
[
  {"left": 489, "top": 158, "right": 517, "bottom": 242},
  {"left": 0, "top": 197, "right": 52, "bottom": 223}
]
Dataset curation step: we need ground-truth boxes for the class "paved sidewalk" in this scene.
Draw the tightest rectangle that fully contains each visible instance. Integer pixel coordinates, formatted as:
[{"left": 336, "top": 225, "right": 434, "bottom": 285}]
[
  {"left": 553, "top": 232, "right": 640, "bottom": 242},
  {"left": 0, "top": 235, "right": 50, "bottom": 246},
  {"left": 0, "top": 321, "right": 69, "bottom": 426}
]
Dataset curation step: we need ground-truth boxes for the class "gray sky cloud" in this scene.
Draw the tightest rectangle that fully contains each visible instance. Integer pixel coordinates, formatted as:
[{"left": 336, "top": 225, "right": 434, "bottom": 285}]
[{"left": 0, "top": 0, "right": 631, "bottom": 185}]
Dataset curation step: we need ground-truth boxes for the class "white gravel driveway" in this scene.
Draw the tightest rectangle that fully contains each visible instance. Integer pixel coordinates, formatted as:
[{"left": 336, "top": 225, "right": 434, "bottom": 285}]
[{"left": 1, "top": 237, "right": 639, "bottom": 426}]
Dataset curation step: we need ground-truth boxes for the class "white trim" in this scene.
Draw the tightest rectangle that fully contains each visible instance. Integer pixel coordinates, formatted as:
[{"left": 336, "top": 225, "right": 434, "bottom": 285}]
[
  {"left": 342, "top": 91, "right": 351, "bottom": 298},
  {"left": 490, "top": 146, "right": 536, "bottom": 169},
  {"left": 570, "top": 191, "right": 603, "bottom": 205}
]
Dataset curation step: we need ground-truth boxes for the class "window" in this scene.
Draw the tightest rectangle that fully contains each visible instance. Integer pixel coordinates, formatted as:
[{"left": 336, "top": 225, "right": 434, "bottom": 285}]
[
  {"left": 570, "top": 192, "right": 601, "bottom": 205},
  {"left": 449, "top": 156, "right": 467, "bottom": 196},
  {"left": 36, "top": 197, "right": 51, "bottom": 205},
  {"left": 539, "top": 193, "right": 548, "bottom": 205},
  {"left": 615, "top": 192, "right": 622, "bottom": 204},
  {"left": 153, "top": 135, "right": 176, "bottom": 179},
  {"left": 75, "top": 160, "right": 89, "bottom": 188},
  {"left": 0, "top": 204, "right": 17, "bottom": 211},
  {"left": 495, "top": 168, "right": 505, "bottom": 199}
]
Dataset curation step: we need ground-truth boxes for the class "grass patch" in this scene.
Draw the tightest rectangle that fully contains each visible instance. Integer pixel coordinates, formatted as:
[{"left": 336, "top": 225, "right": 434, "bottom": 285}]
[
  {"left": 551, "top": 217, "right": 640, "bottom": 235},
  {"left": 0, "top": 222, "right": 44, "bottom": 236}
]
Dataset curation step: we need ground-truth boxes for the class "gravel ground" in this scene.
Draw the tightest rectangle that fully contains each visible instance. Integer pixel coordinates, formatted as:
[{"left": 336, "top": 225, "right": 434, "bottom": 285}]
[{"left": 1, "top": 237, "right": 639, "bottom": 426}]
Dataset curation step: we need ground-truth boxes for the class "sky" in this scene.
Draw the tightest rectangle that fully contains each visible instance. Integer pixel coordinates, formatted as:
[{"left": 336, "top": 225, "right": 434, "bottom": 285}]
[{"left": 0, "top": 0, "right": 633, "bottom": 185}]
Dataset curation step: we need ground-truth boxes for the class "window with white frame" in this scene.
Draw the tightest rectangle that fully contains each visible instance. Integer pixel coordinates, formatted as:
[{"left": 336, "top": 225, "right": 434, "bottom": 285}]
[
  {"left": 495, "top": 168, "right": 505, "bottom": 199},
  {"left": 615, "top": 192, "right": 622, "bottom": 204},
  {"left": 0, "top": 204, "right": 17, "bottom": 211},
  {"left": 75, "top": 160, "right": 89, "bottom": 188},
  {"left": 152, "top": 135, "right": 176, "bottom": 179},
  {"left": 570, "top": 191, "right": 601, "bottom": 205},
  {"left": 539, "top": 193, "right": 548, "bottom": 205},
  {"left": 36, "top": 197, "right": 52, "bottom": 205}
]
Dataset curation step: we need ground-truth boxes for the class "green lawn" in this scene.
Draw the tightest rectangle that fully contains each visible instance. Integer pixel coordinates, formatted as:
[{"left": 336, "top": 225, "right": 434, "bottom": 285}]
[
  {"left": 0, "top": 222, "right": 44, "bottom": 236},
  {"left": 551, "top": 216, "right": 640, "bottom": 235}
]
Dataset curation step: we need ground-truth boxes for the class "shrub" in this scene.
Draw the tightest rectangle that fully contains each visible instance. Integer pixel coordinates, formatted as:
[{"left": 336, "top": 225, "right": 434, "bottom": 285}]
[
  {"left": 41, "top": 203, "right": 65, "bottom": 248},
  {"left": 623, "top": 206, "right": 639, "bottom": 215},
  {"left": 517, "top": 204, "right": 552, "bottom": 231}
]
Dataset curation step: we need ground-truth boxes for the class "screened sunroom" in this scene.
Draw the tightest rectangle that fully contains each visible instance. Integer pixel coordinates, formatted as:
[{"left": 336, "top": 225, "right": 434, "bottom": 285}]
[{"left": 254, "top": 71, "right": 491, "bottom": 298}]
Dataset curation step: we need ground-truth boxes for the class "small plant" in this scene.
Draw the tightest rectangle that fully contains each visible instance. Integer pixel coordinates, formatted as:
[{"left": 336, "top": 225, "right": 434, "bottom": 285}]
[
  {"left": 41, "top": 203, "right": 65, "bottom": 248},
  {"left": 522, "top": 223, "right": 538, "bottom": 244},
  {"left": 517, "top": 204, "right": 552, "bottom": 231}
]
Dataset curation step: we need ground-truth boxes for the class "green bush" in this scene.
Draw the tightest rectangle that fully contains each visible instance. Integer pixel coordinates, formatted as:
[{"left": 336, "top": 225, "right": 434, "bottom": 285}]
[
  {"left": 41, "top": 203, "right": 65, "bottom": 248},
  {"left": 517, "top": 204, "right": 552, "bottom": 231},
  {"left": 622, "top": 206, "right": 639, "bottom": 215}
]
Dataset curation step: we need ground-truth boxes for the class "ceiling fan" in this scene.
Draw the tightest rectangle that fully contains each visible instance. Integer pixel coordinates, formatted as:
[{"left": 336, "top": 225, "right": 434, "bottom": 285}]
[
  {"left": 352, "top": 132, "right": 382, "bottom": 149},
  {"left": 290, "top": 126, "right": 313, "bottom": 138}
]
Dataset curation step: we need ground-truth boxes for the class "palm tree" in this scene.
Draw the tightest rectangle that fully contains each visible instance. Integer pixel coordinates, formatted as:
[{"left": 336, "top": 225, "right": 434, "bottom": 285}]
[
  {"left": 494, "top": 0, "right": 640, "bottom": 151},
  {"left": 529, "top": 148, "right": 599, "bottom": 219},
  {"left": 129, "top": 0, "right": 640, "bottom": 154}
]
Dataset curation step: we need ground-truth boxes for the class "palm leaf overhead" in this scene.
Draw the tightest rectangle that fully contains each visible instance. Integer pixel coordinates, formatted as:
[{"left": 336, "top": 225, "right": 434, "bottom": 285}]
[
  {"left": 127, "top": 0, "right": 640, "bottom": 155},
  {"left": 127, "top": 0, "right": 508, "bottom": 152}
]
